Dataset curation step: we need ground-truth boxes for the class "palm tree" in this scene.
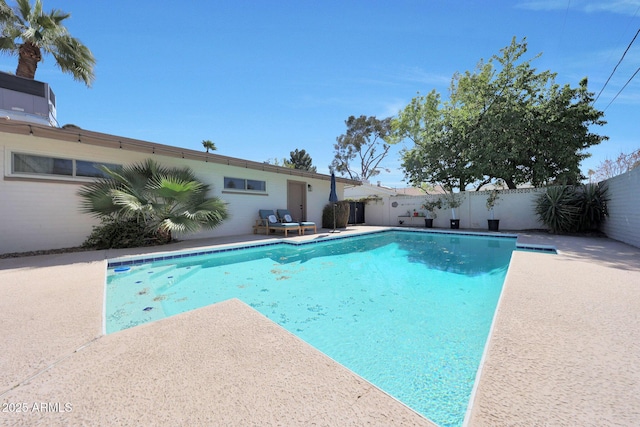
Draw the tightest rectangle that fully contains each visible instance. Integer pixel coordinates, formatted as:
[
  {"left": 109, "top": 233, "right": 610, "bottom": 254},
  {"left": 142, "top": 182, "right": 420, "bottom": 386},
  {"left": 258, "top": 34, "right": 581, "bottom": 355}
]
[
  {"left": 202, "top": 139, "right": 217, "bottom": 153},
  {"left": 0, "top": 0, "right": 95, "bottom": 86},
  {"left": 78, "top": 159, "right": 230, "bottom": 244}
]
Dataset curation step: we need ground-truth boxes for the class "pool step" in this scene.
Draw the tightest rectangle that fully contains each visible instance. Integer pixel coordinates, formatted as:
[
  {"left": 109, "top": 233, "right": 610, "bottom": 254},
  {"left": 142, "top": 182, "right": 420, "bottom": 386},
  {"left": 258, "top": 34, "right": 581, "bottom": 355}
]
[{"left": 155, "top": 264, "right": 203, "bottom": 292}]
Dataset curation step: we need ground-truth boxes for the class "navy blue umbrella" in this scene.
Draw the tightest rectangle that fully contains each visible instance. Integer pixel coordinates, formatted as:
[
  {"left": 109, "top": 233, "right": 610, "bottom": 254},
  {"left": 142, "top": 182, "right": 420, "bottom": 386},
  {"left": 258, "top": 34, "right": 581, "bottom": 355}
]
[
  {"left": 329, "top": 172, "right": 338, "bottom": 203},
  {"left": 329, "top": 173, "right": 339, "bottom": 232}
]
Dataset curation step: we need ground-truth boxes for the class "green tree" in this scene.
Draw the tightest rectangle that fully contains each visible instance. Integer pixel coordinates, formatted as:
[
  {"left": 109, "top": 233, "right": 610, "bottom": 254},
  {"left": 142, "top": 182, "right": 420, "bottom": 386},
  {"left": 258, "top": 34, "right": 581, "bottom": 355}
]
[
  {"left": 287, "top": 148, "right": 316, "bottom": 172},
  {"left": 0, "top": 0, "right": 95, "bottom": 85},
  {"left": 331, "top": 115, "right": 392, "bottom": 181},
  {"left": 393, "top": 37, "right": 607, "bottom": 190},
  {"left": 202, "top": 139, "right": 217, "bottom": 153},
  {"left": 78, "top": 159, "right": 229, "bottom": 245}
]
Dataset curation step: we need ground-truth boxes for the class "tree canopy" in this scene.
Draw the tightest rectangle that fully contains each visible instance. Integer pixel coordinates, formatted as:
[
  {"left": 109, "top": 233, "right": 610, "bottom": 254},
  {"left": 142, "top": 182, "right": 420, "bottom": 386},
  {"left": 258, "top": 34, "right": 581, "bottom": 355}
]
[
  {"left": 0, "top": 0, "right": 95, "bottom": 85},
  {"left": 287, "top": 148, "right": 317, "bottom": 172},
  {"left": 331, "top": 115, "right": 392, "bottom": 181},
  {"left": 392, "top": 37, "right": 607, "bottom": 190}
]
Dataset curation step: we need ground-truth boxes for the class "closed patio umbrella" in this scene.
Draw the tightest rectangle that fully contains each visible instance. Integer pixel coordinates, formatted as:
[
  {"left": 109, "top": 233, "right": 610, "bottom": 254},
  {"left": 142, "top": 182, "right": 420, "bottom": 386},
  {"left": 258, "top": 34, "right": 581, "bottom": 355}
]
[{"left": 329, "top": 172, "right": 339, "bottom": 233}]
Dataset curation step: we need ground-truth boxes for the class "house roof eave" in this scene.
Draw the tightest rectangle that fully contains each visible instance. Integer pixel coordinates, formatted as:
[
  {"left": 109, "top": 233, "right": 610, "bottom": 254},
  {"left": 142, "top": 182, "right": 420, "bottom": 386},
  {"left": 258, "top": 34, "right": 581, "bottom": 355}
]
[{"left": 0, "top": 119, "right": 361, "bottom": 186}]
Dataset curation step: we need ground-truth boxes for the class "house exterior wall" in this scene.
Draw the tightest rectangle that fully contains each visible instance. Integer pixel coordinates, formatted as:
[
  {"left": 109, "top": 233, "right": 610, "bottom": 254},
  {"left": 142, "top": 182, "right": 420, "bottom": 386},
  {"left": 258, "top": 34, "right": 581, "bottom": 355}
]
[
  {"left": 600, "top": 167, "right": 640, "bottom": 248},
  {"left": 346, "top": 185, "right": 546, "bottom": 231},
  {"left": 0, "top": 131, "right": 344, "bottom": 254}
]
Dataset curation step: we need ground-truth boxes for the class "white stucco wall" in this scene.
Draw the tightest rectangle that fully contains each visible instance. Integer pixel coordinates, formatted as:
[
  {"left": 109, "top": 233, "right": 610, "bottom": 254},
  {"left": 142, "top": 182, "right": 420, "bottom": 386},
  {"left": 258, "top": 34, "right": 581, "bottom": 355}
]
[
  {"left": 600, "top": 167, "right": 640, "bottom": 248},
  {"left": 0, "top": 132, "right": 343, "bottom": 254}
]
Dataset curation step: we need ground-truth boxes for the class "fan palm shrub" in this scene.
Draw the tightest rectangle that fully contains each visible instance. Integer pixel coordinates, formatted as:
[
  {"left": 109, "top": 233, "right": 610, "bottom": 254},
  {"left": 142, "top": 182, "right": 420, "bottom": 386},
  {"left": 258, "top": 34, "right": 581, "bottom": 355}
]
[{"left": 78, "top": 159, "right": 229, "bottom": 247}]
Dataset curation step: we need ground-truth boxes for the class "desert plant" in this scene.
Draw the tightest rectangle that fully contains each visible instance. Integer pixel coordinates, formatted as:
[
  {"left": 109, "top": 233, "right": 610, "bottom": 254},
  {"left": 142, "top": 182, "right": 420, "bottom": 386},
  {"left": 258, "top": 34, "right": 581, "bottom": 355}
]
[
  {"left": 78, "top": 159, "right": 229, "bottom": 246},
  {"left": 322, "top": 200, "right": 350, "bottom": 229},
  {"left": 577, "top": 182, "right": 609, "bottom": 231},
  {"left": 534, "top": 186, "right": 583, "bottom": 234},
  {"left": 535, "top": 184, "right": 609, "bottom": 234}
]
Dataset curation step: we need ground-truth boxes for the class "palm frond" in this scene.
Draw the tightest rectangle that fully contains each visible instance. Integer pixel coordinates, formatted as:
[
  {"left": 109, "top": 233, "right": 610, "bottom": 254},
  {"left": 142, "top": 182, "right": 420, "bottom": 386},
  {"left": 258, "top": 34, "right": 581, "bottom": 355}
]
[
  {"left": 51, "top": 35, "right": 95, "bottom": 86},
  {"left": 77, "top": 159, "right": 230, "bottom": 244}
]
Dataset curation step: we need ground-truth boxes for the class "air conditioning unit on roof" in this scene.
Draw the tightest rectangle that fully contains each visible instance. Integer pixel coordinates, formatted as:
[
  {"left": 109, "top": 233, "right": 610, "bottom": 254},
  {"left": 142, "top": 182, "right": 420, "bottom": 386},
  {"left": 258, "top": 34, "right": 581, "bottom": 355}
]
[{"left": 0, "top": 72, "right": 57, "bottom": 127}]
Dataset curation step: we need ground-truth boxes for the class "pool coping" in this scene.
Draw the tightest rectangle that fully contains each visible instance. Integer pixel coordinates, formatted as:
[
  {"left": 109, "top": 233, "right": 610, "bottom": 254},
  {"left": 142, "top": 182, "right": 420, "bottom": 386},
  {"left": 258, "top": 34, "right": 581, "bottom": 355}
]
[
  {"left": 1, "top": 225, "right": 638, "bottom": 426},
  {"left": 106, "top": 227, "right": 553, "bottom": 268}
]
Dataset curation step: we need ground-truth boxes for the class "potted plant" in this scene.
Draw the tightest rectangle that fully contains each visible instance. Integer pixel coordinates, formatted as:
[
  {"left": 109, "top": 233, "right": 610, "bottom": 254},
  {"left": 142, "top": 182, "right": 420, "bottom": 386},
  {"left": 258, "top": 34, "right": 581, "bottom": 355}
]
[
  {"left": 421, "top": 198, "right": 442, "bottom": 228},
  {"left": 442, "top": 192, "right": 463, "bottom": 229},
  {"left": 486, "top": 189, "right": 501, "bottom": 231}
]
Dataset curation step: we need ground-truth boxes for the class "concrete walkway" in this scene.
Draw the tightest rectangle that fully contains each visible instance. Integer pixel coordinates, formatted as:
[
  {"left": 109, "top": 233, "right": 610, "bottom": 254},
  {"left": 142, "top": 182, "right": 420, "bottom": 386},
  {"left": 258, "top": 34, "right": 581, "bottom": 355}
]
[{"left": 1, "top": 227, "right": 638, "bottom": 426}]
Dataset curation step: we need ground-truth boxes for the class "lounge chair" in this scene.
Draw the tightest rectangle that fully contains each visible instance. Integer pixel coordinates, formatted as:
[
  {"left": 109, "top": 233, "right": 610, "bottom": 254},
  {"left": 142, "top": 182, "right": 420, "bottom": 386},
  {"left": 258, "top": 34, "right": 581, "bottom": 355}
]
[
  {"left": 276, "top": 209, "right": 317, "bottom": 235},
  {"left": 254, "top": 209, "right": 301, "bottom": 237}
]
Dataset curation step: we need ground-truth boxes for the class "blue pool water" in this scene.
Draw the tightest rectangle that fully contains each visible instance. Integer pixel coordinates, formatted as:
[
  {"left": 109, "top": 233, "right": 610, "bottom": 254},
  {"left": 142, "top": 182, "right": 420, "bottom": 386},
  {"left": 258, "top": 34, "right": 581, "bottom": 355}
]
[{"left": 106, "top": 230, "right": 516, "bottom": 427}]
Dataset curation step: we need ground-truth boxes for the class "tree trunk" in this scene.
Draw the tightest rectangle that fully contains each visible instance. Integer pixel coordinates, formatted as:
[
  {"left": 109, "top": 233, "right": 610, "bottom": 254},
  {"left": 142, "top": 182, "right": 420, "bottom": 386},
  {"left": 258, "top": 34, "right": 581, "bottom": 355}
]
[
  {"left": 16, "top": 42, "right": 41, "bottom": 80},
  {"left": 504, "top": 179, "right": 517, "bottom": 189}
]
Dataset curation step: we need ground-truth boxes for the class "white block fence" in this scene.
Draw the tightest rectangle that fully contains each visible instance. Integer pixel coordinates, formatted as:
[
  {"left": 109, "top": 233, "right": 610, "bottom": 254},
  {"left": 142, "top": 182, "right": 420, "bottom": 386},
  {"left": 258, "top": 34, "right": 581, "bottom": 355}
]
[{"left": 357, "top": 188, "right": 547, "bottom": 231}]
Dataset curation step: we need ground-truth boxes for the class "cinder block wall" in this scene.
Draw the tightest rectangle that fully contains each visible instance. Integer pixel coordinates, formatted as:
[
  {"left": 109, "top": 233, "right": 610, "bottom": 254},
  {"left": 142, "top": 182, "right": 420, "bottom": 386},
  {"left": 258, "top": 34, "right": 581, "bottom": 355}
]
[
  {"left": 362, "top": 189, "right": 546, "bottom": 231},
  {"left": 600, "top": 167, "right": 640, "bottom": 249}
]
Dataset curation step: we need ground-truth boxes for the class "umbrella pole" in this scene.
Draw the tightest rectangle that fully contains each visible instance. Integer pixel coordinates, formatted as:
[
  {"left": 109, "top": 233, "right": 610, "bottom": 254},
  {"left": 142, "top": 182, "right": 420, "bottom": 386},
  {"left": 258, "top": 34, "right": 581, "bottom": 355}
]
[
  {"left": 330, "top": 203, "right": 340, "bottom": 233},
  {"left": 333, "top": 203, "right": 336, "bottom": 232}
]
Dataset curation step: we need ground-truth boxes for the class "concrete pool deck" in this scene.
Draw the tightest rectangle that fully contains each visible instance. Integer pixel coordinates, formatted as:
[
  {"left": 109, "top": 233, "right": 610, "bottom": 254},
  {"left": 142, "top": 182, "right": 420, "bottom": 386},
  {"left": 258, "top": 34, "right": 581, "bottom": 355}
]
[{"left": 1, "top": 226, "right": 639, "bottom": 426}]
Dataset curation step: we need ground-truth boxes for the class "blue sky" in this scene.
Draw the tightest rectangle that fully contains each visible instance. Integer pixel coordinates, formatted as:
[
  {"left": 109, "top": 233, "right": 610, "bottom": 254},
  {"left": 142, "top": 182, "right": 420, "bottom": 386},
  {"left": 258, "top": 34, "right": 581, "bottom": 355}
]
[{"left": 3, "top": 0, "right": 639, "bottom": 187}]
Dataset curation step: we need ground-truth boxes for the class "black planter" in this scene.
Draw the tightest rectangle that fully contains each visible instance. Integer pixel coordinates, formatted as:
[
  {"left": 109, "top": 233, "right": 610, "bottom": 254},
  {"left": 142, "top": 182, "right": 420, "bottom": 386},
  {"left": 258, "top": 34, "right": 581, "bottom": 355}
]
[
  {"left": 488, "top": 219, "right": 500, "bottom": 231},
  {"left": 450, "top": 219, "right": 460, "bottom": 229},
  {"left": 425, "top": 218, "right": 434, "bottom": 228}
]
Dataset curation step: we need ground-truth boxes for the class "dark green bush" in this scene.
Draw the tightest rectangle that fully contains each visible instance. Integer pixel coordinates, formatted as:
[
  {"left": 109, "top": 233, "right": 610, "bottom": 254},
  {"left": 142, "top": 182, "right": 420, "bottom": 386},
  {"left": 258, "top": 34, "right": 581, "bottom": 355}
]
[
  {"left": 82, "top": 217, "right": 163, "bottom": 249},
  {"left": 535, "top": 183, "right": 609, "bottom": 234},
  {"left": 577, "top": 182, "right": 609, "bottom": 231},
  {"left": 322, "top": 201, "right": 350, "bottom": 229}
]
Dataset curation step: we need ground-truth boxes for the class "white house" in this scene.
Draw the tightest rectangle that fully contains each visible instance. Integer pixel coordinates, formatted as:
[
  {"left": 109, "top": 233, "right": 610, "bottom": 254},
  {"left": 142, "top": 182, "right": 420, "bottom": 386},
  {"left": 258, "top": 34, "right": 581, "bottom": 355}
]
[{"left": 0, "top": 120, "right": 359, "bottom": 254}]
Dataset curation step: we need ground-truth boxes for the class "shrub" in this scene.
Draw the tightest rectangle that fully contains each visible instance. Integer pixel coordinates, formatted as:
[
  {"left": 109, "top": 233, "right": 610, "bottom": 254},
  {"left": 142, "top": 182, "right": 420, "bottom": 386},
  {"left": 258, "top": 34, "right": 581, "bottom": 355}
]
[
  {"left": 78, "top": 159, "right": 229, "bottom": 244},
  {"left": 577, "top": 182, "right": 609, "bottom": 231},
  {"left": 82, "top": 217, "right": 162, "bottom": 249},
  {"left": 535, "top": 184, "right": 609, "bottom": 234},
  {"left": 322, "top": 201, "right": 350, "bottom": 229}
]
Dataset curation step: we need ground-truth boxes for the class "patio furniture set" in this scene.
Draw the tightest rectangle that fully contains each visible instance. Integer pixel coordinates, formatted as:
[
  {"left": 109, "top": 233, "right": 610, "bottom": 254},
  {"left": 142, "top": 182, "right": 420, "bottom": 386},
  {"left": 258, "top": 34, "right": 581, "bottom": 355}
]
[{"left": 253, "top": 209, "right": 317, "bottom": 237}]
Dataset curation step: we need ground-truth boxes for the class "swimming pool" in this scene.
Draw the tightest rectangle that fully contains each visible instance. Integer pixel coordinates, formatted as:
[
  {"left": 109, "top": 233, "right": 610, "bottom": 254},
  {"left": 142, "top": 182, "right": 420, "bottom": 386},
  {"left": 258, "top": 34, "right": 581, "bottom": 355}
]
[{"left": 106, "top": 230, "right": 516, "bottom": 427}]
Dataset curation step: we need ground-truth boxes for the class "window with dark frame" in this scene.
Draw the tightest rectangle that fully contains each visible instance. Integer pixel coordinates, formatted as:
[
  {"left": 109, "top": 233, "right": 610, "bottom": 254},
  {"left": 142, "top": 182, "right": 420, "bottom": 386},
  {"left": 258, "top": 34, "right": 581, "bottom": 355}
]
[
  {"left": 11, "top": 152, "right": 121, "bottom": 179},
  {"left": 224, "top": 177, "right": 266, "bottom": 192}
]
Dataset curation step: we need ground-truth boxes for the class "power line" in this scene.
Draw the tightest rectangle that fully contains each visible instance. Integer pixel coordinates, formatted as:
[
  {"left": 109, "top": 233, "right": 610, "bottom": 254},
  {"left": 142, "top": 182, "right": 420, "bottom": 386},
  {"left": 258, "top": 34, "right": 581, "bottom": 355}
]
[
  {"left": 594, "top": 27, "right": 640, "bottom": 104},
  {"left": 604, "top": 66, "right": 640, "bottom": 111}
]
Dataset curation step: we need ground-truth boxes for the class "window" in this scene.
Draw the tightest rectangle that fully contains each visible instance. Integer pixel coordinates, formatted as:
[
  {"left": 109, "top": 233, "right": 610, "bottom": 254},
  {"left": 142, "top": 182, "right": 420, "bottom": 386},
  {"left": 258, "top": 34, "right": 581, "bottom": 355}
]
[
  {"left": 75, "top": 160, "right": 121, "bottom": 178},
  {"left": 11, "top": 152, "right": 121, "bottom": 179},
  {"left": 13, "top": 153, "right": 72, "bottom": 176},
  {"left": 224, "top": 177, "right": 266, "bottom": 192},
  {"left": 246, "top": 179, "right": 266, "bottom": 191}
]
